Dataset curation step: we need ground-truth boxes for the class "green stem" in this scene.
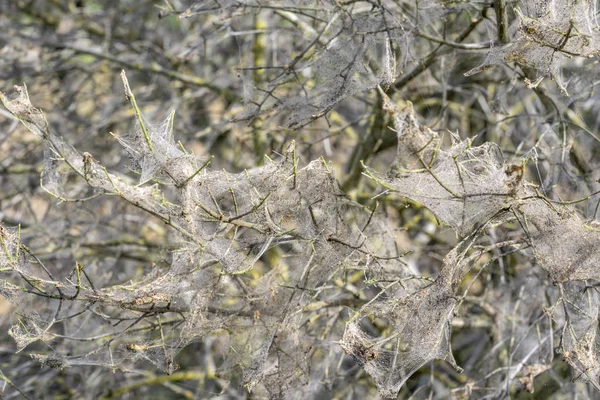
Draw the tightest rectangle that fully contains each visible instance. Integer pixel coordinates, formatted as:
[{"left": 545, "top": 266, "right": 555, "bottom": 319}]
[{"left": 120, "top": 70, "right": 154, "bottom": 154}]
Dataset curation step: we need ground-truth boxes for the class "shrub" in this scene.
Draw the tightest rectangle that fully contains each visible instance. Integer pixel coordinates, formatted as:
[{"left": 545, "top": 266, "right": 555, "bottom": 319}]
[{"left": 1, "top": 1, "right": 600, "bottom": 398}]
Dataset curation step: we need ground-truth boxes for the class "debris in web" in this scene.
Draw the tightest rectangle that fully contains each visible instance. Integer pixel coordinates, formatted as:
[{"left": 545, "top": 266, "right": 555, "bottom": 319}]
[
  {"left": 517, "top": 197, "right": 600, "bottom": 283},
  {"left": 339, "top": 236, "right": 479, "bottom": 398},
  {"left": 367, "top": 91, "right": 600, "bottom": 285},
  {"left": 364, "top": 90, "right": 520, "bottom": 236},
  {"left": 4, "top": 74, "right": 600, "bottom": 397},
  {"left": 0, "top": 84, "right": 414, "bottom": 396},
  {"left": 0, "top": 85, "right": 49, "bottom": 138},
  {"left": 0, "top": 225, "right": 20, "bottom": 269},
  {"left": 481, "top": 269, "right": 554, "bottom": 397},
  {"left": 8, "top": 312, "right": 53, "bottom": 352},
  {"left": 560, "top": 282, "right": 600, "bottom": 390},
  {"left": 465, "top": 0, "right": 600, "bottom": 94}
]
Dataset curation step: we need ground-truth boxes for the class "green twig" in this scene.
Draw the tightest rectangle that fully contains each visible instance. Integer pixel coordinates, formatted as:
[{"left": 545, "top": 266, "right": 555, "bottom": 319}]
[
  {"left": 120, "top": 70, "right": 154, "bottom": 154},
  {"left": 180, "top": 155, "right": 214, "bottom": 187}
]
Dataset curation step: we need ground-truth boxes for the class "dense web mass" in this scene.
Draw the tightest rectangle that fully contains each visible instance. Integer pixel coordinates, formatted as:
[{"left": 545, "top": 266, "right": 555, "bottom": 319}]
[
  {"left": 0, "top": 83, "right": 414, "bottom": 397},
  {"left": 339, "top": 241, "right": 466, "bottom": 398},
  {"left": 2, "top": 0, "right": 600, "bottom": 391},
  {"left": 2, "top": 75, "right": 600, "bottom": 398},
  {"left": 365, "top": 90, "right": 518, "bottom": 236},
  {"left": 233, "top": 1, "right": 402, "bottom": 128},
  {"left": 560, "top": 282, "right": 600, "bottom": 390},
  {"left": 466, "top": 0, "right": 600, "bottom": 93},
  {"left": 517, "top": 198, "right": 600, "bottom": 283}
]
